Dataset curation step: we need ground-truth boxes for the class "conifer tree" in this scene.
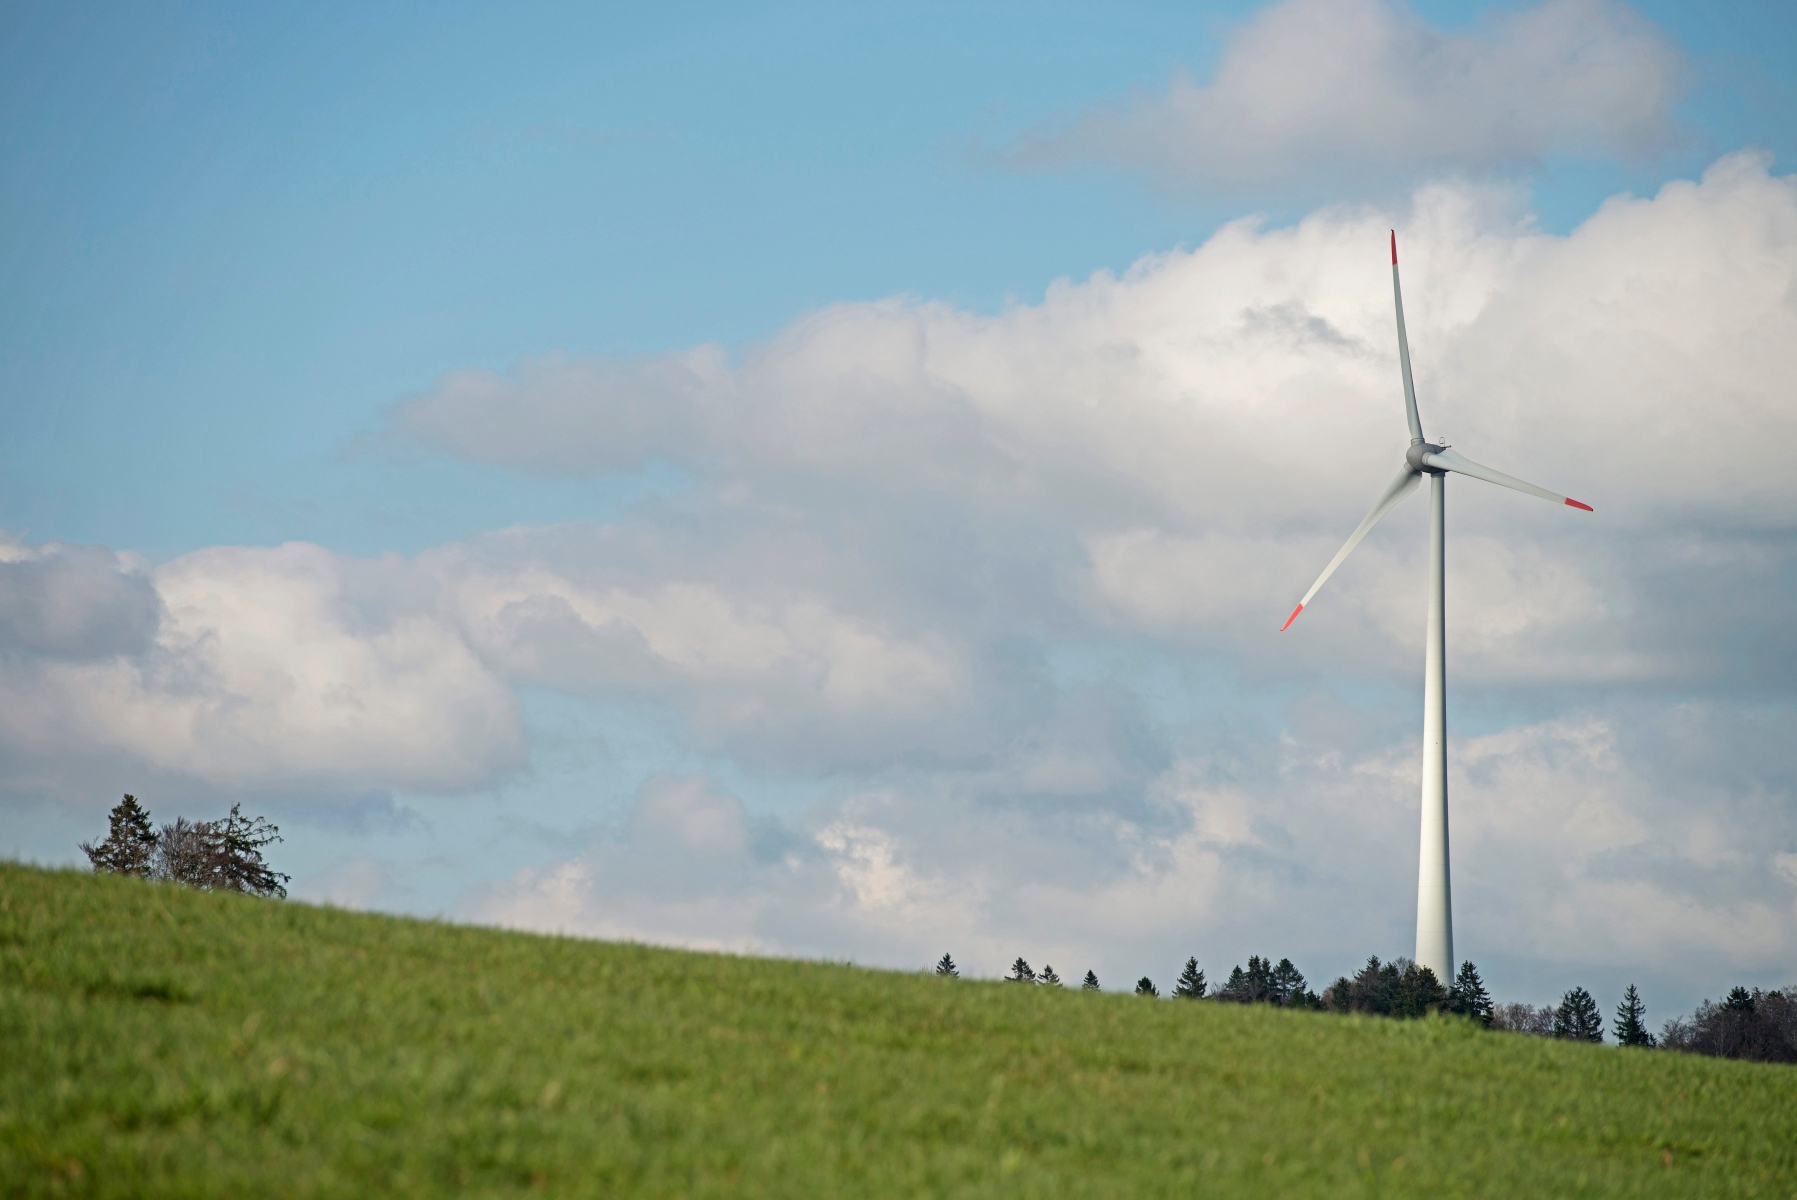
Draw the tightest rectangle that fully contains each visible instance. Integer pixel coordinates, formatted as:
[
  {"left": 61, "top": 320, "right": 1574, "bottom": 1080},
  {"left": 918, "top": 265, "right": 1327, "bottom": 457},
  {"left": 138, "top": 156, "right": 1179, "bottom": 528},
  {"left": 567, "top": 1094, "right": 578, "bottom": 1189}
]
[
  {"left": 1135, "top": 976, "right": 1159, "bottom": 997},
  {"left": 1173, "top": 957, "right": 1207, "bottom": 999},
  {"left": 1394, "top": 963, "right": 1448, "bottom": 1018},
  {"left": 1270, "top": 958, "right": 1307, "bottom": 1006},
  {"left": 935, "top": 954, "right": 959, "bottom": 977},
  {"left": 1613, "top": 984, "right": 1654, "bottom": 1047},
  {"left": 1553, "top": 986, "right": 1604, "bottom": 1042},
  {"left": 1246, "top": 955, "right": 1273, "bottom": 1000},
  {"left": 1448, "top": 961, "right": 1494, "bottom": 1026},
  {"left": 80, "top": 794, "right": 159, "bottom": 877},
  {"left": 1219, "top": 964, "right": 1250, "bottom": 1001},
  {"left": 1081, "top": 970, "right": 1100, "bottom": 991},
  {"left": 1007, "top": 957, "right": 1037, "bottom": 984},
  {"left": 1039, "top": 964, "right": 1062, "bottom": 987}
]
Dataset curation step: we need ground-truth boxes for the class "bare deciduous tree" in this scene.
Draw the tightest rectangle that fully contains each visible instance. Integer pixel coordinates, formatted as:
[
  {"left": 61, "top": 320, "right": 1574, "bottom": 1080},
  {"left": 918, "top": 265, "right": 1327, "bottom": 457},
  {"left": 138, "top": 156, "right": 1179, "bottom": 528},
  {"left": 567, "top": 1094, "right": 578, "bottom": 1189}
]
[{"left": 1491, "top": 1002, "right": 1555, "bottom": 1037}]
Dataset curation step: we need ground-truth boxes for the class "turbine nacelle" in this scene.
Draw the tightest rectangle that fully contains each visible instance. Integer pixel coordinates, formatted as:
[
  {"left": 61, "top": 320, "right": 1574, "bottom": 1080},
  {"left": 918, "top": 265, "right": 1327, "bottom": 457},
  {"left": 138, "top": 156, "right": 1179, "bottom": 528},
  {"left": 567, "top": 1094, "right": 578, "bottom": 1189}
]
[{"left": 1404, "top": 442, "right": 1448, "bottom": 473}]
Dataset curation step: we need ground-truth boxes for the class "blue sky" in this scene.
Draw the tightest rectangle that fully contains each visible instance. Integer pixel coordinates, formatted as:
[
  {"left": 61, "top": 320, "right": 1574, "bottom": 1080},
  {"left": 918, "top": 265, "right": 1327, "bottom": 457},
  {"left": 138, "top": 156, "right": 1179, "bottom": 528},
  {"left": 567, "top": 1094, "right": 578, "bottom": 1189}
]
[
  {"left": 5, "top": 0, "right": 1797, "bottom": 1020},
  {"left": 7, "top": 0, "right": 1792, "bottom": 558}
]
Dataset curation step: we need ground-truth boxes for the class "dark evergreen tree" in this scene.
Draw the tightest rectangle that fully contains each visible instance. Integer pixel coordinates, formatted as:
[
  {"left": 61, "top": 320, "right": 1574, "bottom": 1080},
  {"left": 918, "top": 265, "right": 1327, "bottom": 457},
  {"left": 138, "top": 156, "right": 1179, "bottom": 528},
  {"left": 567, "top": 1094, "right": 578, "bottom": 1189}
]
[
  {"left": 1081, "top": 970, "right": 1100, "bottom": 991},
  {"left": 1247, "top": 955, "right": 1274, "bottom": 1001},
  {"left": 1007, "top": 957, "right": 1037, "bottom": 984},
  {"left": 1327, "top": 956, "right": 1400, "bottom": 1014},
  {"left": 1322, "top": 957, "right": 1446, "bottom": 1019},
  {"left": 1135, "top": 976, "right": 1159, "bottom": 997},
  {"left": 1447, "top": 961, "right": 1494, "bottom": 1027},
  {"left": 1553, "top": 986, "right": 1604, "bottom": 1042},
  {"left": 1039, "top": 964, "right": 1063, "bottom": 987},
  {"left": 80, "top": 794, "right": 159, "bottom": 877},
  {"left": 935, "top": 954, "right": 959, "bottom": 977},
  {"left": 1269, "top": 958, "right": 1305, "bottom": 1005},
  {"left": 1218, "top": 955, "right": 1299, "bottom": 1004},
  {"left": 1723, "top": 986, "right": 1755, "bottom": 1013},
  {"left": 1393, "top": 963, "right": 1448, "bottom": 1018},
  {"left": 1173, "top": 957, "right": 1207, "bottom": 999},
  {"left": 1613, "top": 984, "right": 1653, "bottom": 1047}
]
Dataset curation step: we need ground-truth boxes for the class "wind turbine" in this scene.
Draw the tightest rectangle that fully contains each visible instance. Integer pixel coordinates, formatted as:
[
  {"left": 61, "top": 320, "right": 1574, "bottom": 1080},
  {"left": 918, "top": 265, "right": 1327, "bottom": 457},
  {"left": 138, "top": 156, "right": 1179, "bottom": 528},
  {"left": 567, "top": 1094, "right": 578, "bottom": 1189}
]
[{"left": 1280, "top": 231, "right": 1592, "bottom": 985}]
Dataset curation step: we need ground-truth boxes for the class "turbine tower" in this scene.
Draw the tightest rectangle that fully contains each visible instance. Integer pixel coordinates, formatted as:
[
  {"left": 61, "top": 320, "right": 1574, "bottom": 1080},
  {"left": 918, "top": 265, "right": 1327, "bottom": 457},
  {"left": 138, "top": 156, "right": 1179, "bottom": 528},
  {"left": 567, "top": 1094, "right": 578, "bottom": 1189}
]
[{"left": 1281, "top": 232, "right": 1592, "bottom": 984}]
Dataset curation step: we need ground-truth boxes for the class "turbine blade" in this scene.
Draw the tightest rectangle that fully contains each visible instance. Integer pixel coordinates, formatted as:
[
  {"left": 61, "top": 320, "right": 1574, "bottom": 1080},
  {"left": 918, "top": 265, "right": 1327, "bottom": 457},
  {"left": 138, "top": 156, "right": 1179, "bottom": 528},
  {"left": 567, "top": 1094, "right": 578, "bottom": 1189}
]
[
  {"left": 1392, "top": 231, "right": 1424, "bottom": 444},
  {"left": 1421, "top": 447, "right": 1593, "bottom": 511},
  {"left": 1283, "top": 465, "right": 1422, "bottom": 630}
]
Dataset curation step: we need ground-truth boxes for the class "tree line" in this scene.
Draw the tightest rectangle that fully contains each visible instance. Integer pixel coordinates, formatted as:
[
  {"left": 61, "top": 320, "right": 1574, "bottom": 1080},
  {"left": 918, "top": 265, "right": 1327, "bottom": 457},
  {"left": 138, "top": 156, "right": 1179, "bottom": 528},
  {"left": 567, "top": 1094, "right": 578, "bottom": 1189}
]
[
  {"left": 934, "top": 951, "right": 1796, "bottom": 1065},
  {"left": 81, "top": 794, "right": 289, "bottom": 898}
]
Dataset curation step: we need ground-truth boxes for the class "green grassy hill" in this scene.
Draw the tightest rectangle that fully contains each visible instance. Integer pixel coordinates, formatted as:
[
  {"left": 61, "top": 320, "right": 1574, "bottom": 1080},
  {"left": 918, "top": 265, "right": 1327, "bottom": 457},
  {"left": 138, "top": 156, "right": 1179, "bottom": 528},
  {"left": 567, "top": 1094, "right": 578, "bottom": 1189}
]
[{"left": 3, "top": 864, "right": 1793, "bottom": 1197}]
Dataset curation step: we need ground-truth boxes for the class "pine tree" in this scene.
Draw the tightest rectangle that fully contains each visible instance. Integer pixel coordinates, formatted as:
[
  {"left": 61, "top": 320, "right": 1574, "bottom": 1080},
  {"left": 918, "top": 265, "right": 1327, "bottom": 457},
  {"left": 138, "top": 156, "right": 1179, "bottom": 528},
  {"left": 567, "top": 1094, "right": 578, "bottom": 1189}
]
[
  {"left": 1270, "top": 958, "right": 1307, "bottom": 1006},
  {"left": 1173, "top": 957, "right": 1207, "bottom": 999},
  {"left": 1039, "top": 964, "right": 1062, "bottom": 987},
  {"left": 1007, "top": 957, "right": 1037, "bottom": 984},
  {"left": 1218, "top": 964, "right": 1250, "bottom": 1002},
  {"left": 1553, "top": 986, "right": 1604, "bottom": 1042},
  {"left": 80, "top": 795, "right": 159, "bottom": 877},
  {"left": 1394, "top": 963, "right": 1448, "bottom": 1018},
  {"left": 1246, "top": 955, "right": 1273, "bottom": 1001},
  {"left": 1081, "top": 970, "right": 1100, "bottom": 991},
  {"left": 934, "top": 953, "right": 959, "bottom": 977},
  {"left": 1135, "top": 976, "right": 1159, "bottom": 997},
  {"left": 1613, "top": 984, "right": 1653, "bottom": 1046},
  {"left": 1448, "top": 961, "right": 1494, "bottom": 1027}
]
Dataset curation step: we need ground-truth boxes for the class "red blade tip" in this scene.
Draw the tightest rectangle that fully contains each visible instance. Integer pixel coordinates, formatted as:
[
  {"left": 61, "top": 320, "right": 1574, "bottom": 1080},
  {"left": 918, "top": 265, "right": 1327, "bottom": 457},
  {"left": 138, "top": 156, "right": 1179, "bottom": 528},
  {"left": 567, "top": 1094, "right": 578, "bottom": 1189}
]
[
  {"left": 1390, "top": 231, "right": 1397, "bottom": 264},
  {"left": 1564, "top": 498, "right": 1593, "bottom": 512},
  {"left": 1281, "top": 603, "right": 1304, "bottom": 631}
]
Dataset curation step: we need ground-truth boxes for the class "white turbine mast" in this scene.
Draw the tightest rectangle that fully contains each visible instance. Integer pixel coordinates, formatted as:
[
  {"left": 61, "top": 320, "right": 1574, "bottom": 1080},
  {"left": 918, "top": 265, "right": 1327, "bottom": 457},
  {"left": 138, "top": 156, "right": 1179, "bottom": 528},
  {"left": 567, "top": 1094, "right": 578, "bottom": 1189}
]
[{"left": 1281, "top": 231, "right": 1592, "bottom": 985}]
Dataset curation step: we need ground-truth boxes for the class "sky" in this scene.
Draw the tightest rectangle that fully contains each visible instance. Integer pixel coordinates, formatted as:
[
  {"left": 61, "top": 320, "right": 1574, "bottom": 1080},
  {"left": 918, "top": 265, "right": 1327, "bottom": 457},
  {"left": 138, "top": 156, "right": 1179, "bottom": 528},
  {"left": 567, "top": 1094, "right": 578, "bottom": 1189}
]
[{"left": 4, "top": 0, "right": 1796, "bottom": 1023}]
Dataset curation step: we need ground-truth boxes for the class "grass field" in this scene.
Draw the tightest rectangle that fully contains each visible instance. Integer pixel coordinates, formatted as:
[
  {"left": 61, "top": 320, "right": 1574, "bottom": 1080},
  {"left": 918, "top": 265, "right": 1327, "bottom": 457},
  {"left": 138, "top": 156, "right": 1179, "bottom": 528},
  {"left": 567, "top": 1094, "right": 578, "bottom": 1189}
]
[{"left": 3, "top": 863, "right": 1794, "bottom": 1198}]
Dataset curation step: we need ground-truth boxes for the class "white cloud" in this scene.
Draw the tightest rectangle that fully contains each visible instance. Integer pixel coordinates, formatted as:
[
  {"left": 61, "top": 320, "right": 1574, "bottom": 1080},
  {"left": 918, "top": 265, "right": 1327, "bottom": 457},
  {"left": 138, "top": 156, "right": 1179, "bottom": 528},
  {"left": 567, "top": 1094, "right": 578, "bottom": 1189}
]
[
  {"left": 0, "top": 541, "right": 523, "bottom": 794},
  {"left": 1003, "top": 0, "right": 1683, "bottom": 188},
  {"left": 394, "top": 152, "right": 1797, "bottom": 694},
  {"left": 437, "top": 550, "right": 967, "bottom": 725}
]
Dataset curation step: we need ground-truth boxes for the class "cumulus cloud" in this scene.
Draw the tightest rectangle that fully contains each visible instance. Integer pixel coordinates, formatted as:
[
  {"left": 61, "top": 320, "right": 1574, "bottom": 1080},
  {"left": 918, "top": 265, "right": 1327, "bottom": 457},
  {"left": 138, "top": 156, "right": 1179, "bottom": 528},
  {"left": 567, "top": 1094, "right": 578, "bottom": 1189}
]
[
  {"left": 0, "top": 539, "right": 524, "bottom": 796},
  {"left": 1002, "top": 0, "right": 1683, "bottom": 189},
  {"left": 394, "top": 152, "right": 1797, "bottom": 694},
  {"left": 431, "top": 530, "right": 972, "bottom": 762}
]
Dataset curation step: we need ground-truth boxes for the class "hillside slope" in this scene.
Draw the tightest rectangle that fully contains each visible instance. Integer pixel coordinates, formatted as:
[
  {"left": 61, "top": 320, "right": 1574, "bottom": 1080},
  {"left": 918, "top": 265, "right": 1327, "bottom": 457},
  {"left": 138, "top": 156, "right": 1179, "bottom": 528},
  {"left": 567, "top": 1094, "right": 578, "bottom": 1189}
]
[{"left": 3, "top": 863, "right": 1793, "bottom": 1197}]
